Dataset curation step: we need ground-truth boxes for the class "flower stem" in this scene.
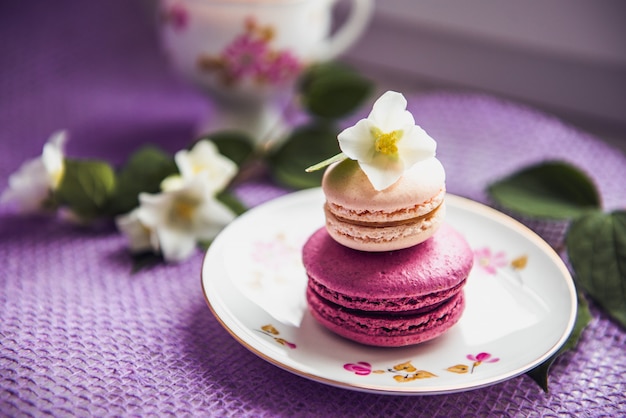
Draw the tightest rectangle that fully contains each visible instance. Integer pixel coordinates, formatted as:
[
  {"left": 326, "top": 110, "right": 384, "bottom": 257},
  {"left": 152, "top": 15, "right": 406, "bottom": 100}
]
[{"left": 305, "top": 152, "right": 346, "bottom": 172}]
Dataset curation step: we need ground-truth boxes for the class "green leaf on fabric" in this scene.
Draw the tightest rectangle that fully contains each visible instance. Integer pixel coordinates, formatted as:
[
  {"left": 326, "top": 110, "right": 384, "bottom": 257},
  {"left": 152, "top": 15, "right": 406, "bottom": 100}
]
[
  {"left": 56, "top": 158, "right": 116, "bottom": 220},
  {"left": 268, "top": 122, "right": 341, "bottom": 189},
  {"left": 298, "top": 62, "right": 373, "bottom": 119},
  {"left": 108, "top": 146, "right": 178, "bottom": 215},
  {"left": 216, "top": 190, "right": 248, "bottom": 216},
  {"left": 196, "top": 131, "right": 255, "bottom": 166},
  {"left": 566, "top": 210, "right": 626, "bottom": 328},
  {"left": 526, "top": 291, "right": 592, "bottom": 392},
  {"left": 488, "top": 161, "right": 601, "bottom": 219},
  {"left": 197, "top": 240, "right": 214, "bottom": 251}
]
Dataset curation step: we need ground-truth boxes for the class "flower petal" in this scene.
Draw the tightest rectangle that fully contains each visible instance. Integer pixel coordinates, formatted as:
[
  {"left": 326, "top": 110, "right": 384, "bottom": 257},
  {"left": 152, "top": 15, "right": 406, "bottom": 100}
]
[
  {"left": 175, "top": 140, "right": 237, "bottom": 192},
  {"left": 1, "top": 158, "right": 50, "bottom": 212},
  {"left": 192, "top": 198, "right": 236, "bottom": 241},
  {"left": 359, "top": 155, "right": 405, "bottom": 191},
  {"left": 160, "top": 175, "right": 186, "bottom": 192},
  {"left": 368, "top": 91, "right": 414, "bottom": 131},
  {"left": 397, "top": 125, "right": 437, "bottom": 168},
  {"left": 157, "top": 227, "right": 198, "bottom": 262},
  {"left": 337, "top": 119, "right": 376, "bottom": 163},
  {"left": 116, "top": 209, "right": 154, "bottom": 253},
  {"left": 1, "top": 130, "right": 69, "bottom": 213},
  {"left": 475, "top": 352, "right": 491, "bottom": 361},
  {"left": 136, "top": 191, "right": 171, "bottom": 228},
  {"left": 42, "top": 130, "right": 68, "bottom": 189}
]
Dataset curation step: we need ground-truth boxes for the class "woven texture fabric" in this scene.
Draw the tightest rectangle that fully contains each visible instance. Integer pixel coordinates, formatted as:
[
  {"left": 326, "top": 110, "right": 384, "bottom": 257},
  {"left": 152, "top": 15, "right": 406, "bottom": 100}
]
[{"left": 1, "top": 2, "right": 625, "bottom": 417}]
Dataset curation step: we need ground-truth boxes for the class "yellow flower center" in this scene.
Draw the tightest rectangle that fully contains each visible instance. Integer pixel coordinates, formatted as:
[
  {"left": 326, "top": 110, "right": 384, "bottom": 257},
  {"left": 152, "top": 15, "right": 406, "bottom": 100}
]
[
  {"left": 192, "top": 164, "right": 204, "bottom": 175},
  {"left": 372, "top": 127, "right": 403, "bottom": 156},
  {"left": 173, "top": 199, "right": 197, "bottom": 221}
]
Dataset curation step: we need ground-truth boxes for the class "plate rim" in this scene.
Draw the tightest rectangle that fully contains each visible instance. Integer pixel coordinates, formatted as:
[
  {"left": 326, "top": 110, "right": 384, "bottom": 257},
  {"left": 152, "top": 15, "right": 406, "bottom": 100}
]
[{"left": 201, "top": 189, "right": 577, "bottom": 395}]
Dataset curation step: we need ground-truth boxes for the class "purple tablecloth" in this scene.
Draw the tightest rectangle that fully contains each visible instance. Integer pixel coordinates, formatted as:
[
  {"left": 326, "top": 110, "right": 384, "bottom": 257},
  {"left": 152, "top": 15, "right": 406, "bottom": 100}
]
[{"left": 1, "top": 2, "right": 625, "bottom": 417}]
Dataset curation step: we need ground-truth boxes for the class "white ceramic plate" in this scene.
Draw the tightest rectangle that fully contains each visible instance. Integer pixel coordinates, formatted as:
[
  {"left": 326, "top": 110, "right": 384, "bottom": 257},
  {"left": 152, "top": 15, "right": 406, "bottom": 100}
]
[{"left": 201, "top": 189, "right": 577, "bottom": 395}]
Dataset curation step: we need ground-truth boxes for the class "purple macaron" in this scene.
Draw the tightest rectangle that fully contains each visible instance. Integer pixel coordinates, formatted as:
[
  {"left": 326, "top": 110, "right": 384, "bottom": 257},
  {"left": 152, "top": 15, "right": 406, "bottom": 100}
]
[{"left": 303, "top": 224, "right": 473, "bottom": 347}]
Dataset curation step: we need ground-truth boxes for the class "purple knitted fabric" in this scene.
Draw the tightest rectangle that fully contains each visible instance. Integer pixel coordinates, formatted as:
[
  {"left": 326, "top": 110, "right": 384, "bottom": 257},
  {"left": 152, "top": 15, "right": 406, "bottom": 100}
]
[{"left": 1, "top": 2, "right": 625, "bottom": 417}]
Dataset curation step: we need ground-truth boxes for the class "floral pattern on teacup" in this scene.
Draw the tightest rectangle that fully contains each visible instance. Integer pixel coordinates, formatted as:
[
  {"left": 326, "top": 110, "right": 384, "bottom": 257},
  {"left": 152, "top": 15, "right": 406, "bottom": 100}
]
[
  {"left": 161, "top": 3, "right": 188, "bottom": 31},
  {"left": 197, "top": 18, "right": 301, "bottom": 86}
]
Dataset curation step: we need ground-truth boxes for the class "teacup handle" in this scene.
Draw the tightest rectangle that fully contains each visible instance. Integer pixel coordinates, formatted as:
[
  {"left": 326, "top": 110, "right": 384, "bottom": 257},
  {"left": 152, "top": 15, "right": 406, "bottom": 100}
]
[{"left": 318, "top": 0, "right": 374, "bottom": 61}]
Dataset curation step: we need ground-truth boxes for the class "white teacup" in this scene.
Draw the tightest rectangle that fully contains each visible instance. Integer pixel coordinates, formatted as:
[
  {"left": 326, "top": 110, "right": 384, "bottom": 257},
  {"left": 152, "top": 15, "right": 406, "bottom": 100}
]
[{"left": 158, "top": 0, "right": 373, "bottom": 143}]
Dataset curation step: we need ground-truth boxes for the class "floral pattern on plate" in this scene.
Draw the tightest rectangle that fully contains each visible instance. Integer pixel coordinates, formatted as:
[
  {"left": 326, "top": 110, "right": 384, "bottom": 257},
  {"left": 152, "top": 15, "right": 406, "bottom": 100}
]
[
  {"left": 256, "top": 324, "right": 297, "bottom": 349},
  {"left": 343, "top": 352, "right": 499, "bottom": 383},
  {"left": 474, "top": 246, "right": 528, "bottom": 276}
]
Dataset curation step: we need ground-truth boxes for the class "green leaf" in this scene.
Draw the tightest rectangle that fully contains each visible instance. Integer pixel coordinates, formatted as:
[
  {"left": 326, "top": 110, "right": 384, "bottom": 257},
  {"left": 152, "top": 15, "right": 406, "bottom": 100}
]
[
  {"left": 566, "top": 210, "right": 626, "bottom": 327},
  {"left": 195, "top": 131, "right": 255, "bottom": 166},
  {"left": 56, "top": 158, "right": 116, "bottom": 220},
  {"left": 268, "top": 122, "right": 341, "bottom": 189},
  {"left": 108, "top": 146, "right": 178, "bottom": 215},
  {"left": 298, "top": 62, "right": 373, "bottom": 119},
  {"left": 526, "top": 291, "right": 592, "bottom": 391},
  {"left": 216, "top": 190, "right": 248, "bottom": 216},
  {"left": 197, "top": 240, "right": 214, "bottom": 251},
  {"left": 488, "top": 161, "right": 601, "bottom": 219}
]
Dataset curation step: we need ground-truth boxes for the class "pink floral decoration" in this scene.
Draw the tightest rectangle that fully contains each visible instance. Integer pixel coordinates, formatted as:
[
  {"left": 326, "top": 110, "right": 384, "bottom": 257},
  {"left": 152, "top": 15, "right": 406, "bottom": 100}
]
[
  {"left": 275, "top": 338, "right": 297, "bottom": 349},
  {"left": 467, "top": 352, "right": 499, "bottom": 373},
  {"left": 260, "top": 51, "right": 302, "bottom": 84},
  {"left": 163, "top": 4, "right": 188, "bottom": 31},
  {"left": 474, "top": 247, "right": 508, "bottom": 275},
  {"left": 198, "top": 18, "right": 302, "bottom": 87},
  {"left": 257, "top": 325, "right": 297, "bottom": 349},
  {"left": 221, "top": 34, "right": 268, "bottom": 82},
  {"left": 344, "top": 362, "right": 372, "bottom": 376}
]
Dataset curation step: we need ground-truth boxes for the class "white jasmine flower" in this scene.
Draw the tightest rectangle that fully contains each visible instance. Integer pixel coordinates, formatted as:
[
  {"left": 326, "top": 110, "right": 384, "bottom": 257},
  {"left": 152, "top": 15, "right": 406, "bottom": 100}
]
[
  {"left": 1, "top": 130, "right": 67, "bottom": 212},
  {"left": 337, "top": 91, "right": 436, "bottom": 190},
  {"left": 115, "top": 208, "right": 156, "bottom": 254},
  {"left": 116, "top": 139, "right": 239, "bottom": 263},
  {"left": 134, "top": 176, "right": 236, "bottom": 262},
  {"left": 175, "top": 140, "right": 237, "bottom": 193}
]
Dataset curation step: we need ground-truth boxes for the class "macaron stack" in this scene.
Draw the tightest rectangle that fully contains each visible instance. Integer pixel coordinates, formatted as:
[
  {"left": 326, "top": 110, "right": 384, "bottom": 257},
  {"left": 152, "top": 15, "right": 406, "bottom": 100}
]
[{"left": 303, "top": 91, "right": 473, "bottom": 347}]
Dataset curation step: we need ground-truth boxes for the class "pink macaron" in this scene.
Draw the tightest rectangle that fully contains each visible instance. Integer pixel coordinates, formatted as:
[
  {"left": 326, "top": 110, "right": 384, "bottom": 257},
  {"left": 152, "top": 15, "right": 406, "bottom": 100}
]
[
  {"left": 303, "top": 224, "right": 473, "bottom": 347},
  {"left": 322, "top": 157, "right": 446, "bottom": 252}
]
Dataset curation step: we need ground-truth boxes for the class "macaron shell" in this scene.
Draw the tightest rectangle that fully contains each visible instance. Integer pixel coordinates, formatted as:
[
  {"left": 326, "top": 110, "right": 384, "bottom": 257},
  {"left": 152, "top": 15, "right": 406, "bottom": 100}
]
[
  {"left": 322, "top": 157, "right": 446, "bottom": 221},
  {"left": 303, "top": 224, "right": 472, "bottom": 347},
  {"left": 302, "top": 224, "right": 473, "bottom": 303},
  {"left": 307, "top": 288, "right": 465, "bottom": 347}
]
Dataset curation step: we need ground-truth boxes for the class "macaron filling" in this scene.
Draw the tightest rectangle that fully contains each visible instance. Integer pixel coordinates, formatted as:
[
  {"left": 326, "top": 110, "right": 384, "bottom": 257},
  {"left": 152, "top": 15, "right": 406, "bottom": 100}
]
[
  {"left": 324, "top": 201, "right": 446, "bottom": 251},
  {"left": 325, "top": 199, "right": 444, "bottom": 228}
]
